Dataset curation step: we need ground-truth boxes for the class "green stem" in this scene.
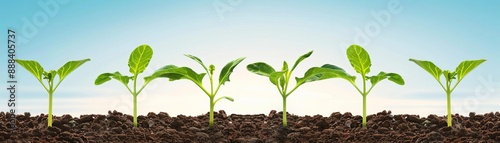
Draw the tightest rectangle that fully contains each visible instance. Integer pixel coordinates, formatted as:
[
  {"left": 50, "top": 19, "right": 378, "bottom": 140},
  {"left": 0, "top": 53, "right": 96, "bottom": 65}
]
[
  {"left": 209, "top": 97, "right": 215, "bottom": 127},
  {"left": 132, "top": 75, "right": 139, "bottom": 127},
  {"left": 446, "top": 91, "right": 452, "bottom": 127},
  {"left": 361, "top": 75, "right": 367, "bottom": 128},
  {"left": 195, "top": 83, "right": 211, "bottom": 97},
  {"left": 133, "top": 94, "right": 138, "bottom": 127},
  {"left": 284, "top": 84, "right": 300, "bottom": 97},
  {"left": 210, "top": 75, "right": 214, "bottom": 95},
  {"left": 283, "top": 71, "right": 291, "bottom": 94},
  {"left": 362, "top": 75, "right": 366, "bottom": 94},
  {"left": 38, "top": 80, "right": 50, "bottom": 93},
  {"left": 48, "top": 91, "right": 53, "bottom": 127},
  {"left": 136, "top": 83, "right": 149, "bottom": 96},
  {"left": 282, "top": 96, "right": 287, "bottom": 127},
  {"left": 362, "top": 95, "right": 367, "bottom": 128}
]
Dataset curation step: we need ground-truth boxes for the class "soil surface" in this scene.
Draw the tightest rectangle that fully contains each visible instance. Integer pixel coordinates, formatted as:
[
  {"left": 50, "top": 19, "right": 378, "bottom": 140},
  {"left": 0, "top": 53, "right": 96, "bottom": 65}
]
[{"left": 1, "top": 110, "right": 499, "bottom": 142}]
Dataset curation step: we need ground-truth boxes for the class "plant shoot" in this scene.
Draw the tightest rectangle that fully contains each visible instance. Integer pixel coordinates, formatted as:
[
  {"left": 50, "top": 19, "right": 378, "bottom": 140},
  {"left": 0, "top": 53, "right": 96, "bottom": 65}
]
[
  {"left": 324, "top": 45, "right": 405, "bottom": 128},
  {"left": 95, "top": 44, "right": 171, "bottom": 127},
  {"left": 410, "top": 58, "right": 485, "bottom": 127},
  {"left": 153, "top": 55, "right": 245, "bottom": 127},
  {"left": 16, "top": 58, "right": 90, "bottom": 127}
]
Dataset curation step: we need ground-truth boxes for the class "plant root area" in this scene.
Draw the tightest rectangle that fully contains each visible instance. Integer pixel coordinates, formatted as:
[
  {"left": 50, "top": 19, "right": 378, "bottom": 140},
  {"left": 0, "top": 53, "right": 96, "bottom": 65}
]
[{"left": 1, "top": 110, "right": 500, "bottom": 142}]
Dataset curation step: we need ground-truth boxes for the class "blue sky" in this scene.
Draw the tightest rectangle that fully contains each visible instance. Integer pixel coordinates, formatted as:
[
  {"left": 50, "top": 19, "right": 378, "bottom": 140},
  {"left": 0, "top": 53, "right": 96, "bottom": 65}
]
[{"left": 1, "top": 0, "right": 499, "bottom": 117}]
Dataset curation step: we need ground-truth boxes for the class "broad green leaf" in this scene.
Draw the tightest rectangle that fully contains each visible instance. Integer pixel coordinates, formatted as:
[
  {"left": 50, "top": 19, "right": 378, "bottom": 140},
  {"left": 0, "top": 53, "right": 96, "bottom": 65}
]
[
  {"left": 94, "top": 72, "right": 131, "bottom": 85},
  {"left": 117, "top": 73, "right": 132, "bottom": 84},
  {"left": 369, "top": 72, "right": 405, "bottom": 86},
  {"left": 321, "top": 64, "right": 345, "bottom": 71},
  {"left": 128, "top": 44, "right": 153, "bottom": 75},
  {"left": 154, "top": 66, "right": 206, "bottom": 85},
  {"left": 347, "top": 45, "right": 371, "bottom": 75},
  {"left": 295, "top": 67, "right": 328, "bottom": 85},
  {"left": 185, "top": 54, "right": 209, "bottom": 74},
  {"left": 95, "top": 73, "right": 114, "bottom": 85},
  {"left": 269, "top": 71, "right": 286, "bottom": 86},
  {"left": 296, "top": 66, "right": 355, "bottom": 86},
  {"left": 219, "top": 57, "right": 245, "bottom": 85},
  {"left": 57, "top": 58, "right": 90, "bottom": 81},
  {"left": 320, "top": 64, "right": 356, "bottom": 83},
  {"left": 15, "top": 59, "right": 44, "bottom": 82},
  {"left": 111, "top": 72, "right": 132, "bottom": 85},
  {"left": 409, "top": 59, "right": 443, "bottom": 81},
  {"left": 247, "top": 62, "right": 276, "bottom": 77},
  {"left": 385, "top": 72, "right": 405, "bottom": 85},
  {"left": 291, "top": 51, "right": 313, "bottom": 71},
  {"left": 144, "top": 65, "right": 180, "bottom": 83},
  {"left": 368, "top": 73, "right": 387, "bottom": 86},
  {"left": 455, "top": 59, "right": 486, "bottom": 81}
]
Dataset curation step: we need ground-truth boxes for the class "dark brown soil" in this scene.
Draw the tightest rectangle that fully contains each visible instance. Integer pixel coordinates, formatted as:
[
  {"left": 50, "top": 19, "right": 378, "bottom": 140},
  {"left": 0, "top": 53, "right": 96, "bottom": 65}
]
[{"left": 1, "top": 110, "right": 499, "bottom": 142}]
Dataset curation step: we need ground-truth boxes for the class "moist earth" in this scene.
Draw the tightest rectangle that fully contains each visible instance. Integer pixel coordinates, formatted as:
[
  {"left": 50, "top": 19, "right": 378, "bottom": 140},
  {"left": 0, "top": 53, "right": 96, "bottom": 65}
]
[{"left": 0, "top": 110, "right": 499, "bottom": 142}]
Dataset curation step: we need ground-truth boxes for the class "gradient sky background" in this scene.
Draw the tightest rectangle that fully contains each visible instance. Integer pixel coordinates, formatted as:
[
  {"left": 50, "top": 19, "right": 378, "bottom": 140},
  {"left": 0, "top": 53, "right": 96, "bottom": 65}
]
[{"left": 1, "top": 1, "right": 499, "bottom": 118}]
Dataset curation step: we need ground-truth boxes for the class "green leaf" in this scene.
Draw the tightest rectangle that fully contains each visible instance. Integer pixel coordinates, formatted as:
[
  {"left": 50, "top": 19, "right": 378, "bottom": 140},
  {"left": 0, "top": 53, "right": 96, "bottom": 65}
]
[
  {"left": 247, "top": 62, "right": 276, "bottom": 77},
  {"left": 112, "top": 72, "right": 132, "bottom": 85},
  {"left": 281, "top": 61, "right": 289, "bottom": 71},
  {"left": 368, "top": 73, "right": 387, "bottom": 86},
  {"left": 455, "top": 59, "right": 486, "bottom": 81},
  {"left": 57, "top": 58, "right": 91, "bottom": 81},
  {"left": 94, "top": 72, "right": 131, "bottom": 86},
  {"left": 296, "top": 66, "right": 355, "bottom": 86},
  {"left": 291, "top": 51, "right": 313, "bottom": 71},
  {"left": 15, "top": 59, "right": 45, "bottom": 82},
  {"left": 129, "top": 44, "right": 153, "bottom": 75},
  {"left": 144, "top": 65, "right": 180, "bottom": 83},
  {"left": 280, "top": 61, "right": 289, "bottom": 89},
  {"left": 269, "top": 71, "right": 287, "bottom": 86},
  {"left": 185, "top": 54, "right": 209, "bottom": 74},
  {"left": 409, "top": 59, "right": 443, "bottom": 81},
  {"left": 321, "top": 64, "right": 345, "bottom": 71},
  {"left": 369, "top": 72, "right": 405, "bottom": 86},
  {"left": 385, "top": 72, "right": 405, "bottom": 85},
  {"left": 154, "top": 66, "right": 206, "bottom": 85},
  {"left": 218, "top": 57, "right": 246, "bottom": 85},
  {"left": 347, "top": 45, "right": 371, "bottom": 75},
  {"left": 320, "top": 64, "right": 356, "bottom": 83},
  {"left": 95, "top": 73, "right": 114, "bottom": 85}
]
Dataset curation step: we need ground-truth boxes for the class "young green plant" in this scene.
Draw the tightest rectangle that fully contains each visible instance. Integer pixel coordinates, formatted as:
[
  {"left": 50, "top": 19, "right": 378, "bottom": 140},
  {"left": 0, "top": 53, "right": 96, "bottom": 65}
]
[
  {"left": 247, "top": 51, "right": 346, "bottom": 127},
  {"left": 152, "top": 55, "right": 245, "bottom": 127},
  {"left": 95, "top": 44, "right": 171, "bottom": 127},
  {"left": 323, "top": 45, "right": 405, "bottom": 128},
  {"left": 409, "top": 58, "right": 485, "bottom": 127},
  {"left": 16, "top": 58, "right": 90, "bottom": 127}
]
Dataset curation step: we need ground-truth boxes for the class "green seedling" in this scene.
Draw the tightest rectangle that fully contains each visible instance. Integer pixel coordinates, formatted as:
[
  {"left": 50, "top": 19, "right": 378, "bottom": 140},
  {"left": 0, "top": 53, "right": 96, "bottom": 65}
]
[
  {"left": 152, "top": 55, "right": 245, "bottom": 127},
  {"left": 247, "top": 51, "right": 346, "bottom": 127},
  {"left": 324, "top": 45, "right": 405, "bottom": 128},
  {"left": 410, "top": 58, "right": 485, "bottom": 127},
  {"left": 16, "top": 58, "right": 90, "bottom": 127},
  {"left": 95, "top": 44, "right": 171, "bottom": 127}
]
